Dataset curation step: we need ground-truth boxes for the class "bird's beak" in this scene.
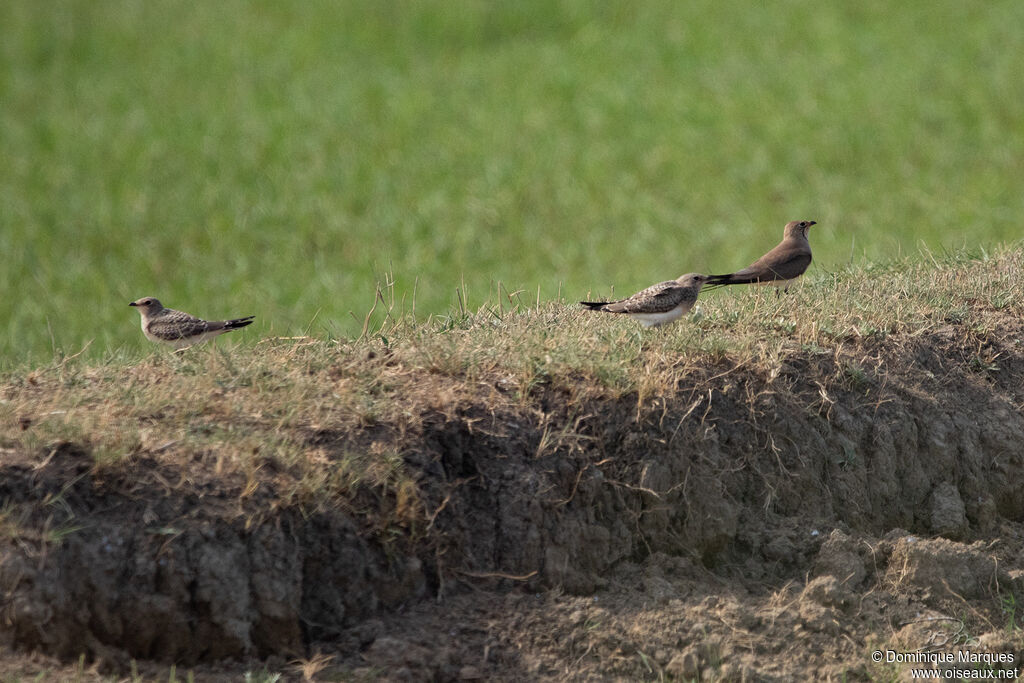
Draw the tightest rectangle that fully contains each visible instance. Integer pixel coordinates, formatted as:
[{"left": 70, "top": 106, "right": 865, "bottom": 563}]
[
  {"left": 129, "top": 302, "right": 137, "bottom": 307},
  {"left": 809, "top": 221, "right": 817, "bottom": 226}
]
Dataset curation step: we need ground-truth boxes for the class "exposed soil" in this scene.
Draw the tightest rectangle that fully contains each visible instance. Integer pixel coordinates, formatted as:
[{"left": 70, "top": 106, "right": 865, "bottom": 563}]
[{"left": 3, "top": 310, "right": 1024, "bottom": 680}]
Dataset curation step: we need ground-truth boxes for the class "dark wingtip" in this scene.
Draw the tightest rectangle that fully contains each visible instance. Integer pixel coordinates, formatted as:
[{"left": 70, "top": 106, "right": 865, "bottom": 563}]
[{"left": 579, "top": 301, "right": 607, "bottom": 310}]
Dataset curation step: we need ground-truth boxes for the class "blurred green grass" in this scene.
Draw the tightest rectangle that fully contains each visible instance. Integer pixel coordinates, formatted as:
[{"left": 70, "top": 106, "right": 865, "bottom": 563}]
[{"left": 2, "top": 1, "right": 1023, "bottom": 364}]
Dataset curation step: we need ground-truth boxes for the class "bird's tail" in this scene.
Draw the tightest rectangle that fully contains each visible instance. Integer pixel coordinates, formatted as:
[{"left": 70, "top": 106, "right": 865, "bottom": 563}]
[
  {"left": 579, "top": 301, "right": 609, "bottom": 311},
  {"left": 703, "top": 273, "right": 765, "bottom": 289},
  {"left": 702, "top": 274, "right": 735, "bottom": 289},
  {"left": 224, "top": 316, "right": 255, "bottom": 330}
]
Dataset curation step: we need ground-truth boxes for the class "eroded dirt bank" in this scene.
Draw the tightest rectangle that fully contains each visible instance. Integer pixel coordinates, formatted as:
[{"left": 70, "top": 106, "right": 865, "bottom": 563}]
[{"left": 2, "top": 312, "right": 1024, "bottom": 680}]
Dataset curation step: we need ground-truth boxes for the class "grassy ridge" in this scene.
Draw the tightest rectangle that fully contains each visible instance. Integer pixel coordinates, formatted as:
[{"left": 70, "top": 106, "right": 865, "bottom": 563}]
[
  {"left": 3, "top": 248, "right": 1022, "bottom": 478},
  {"left": 2, "top": 1, "right": 1023, "bottom": 363}
]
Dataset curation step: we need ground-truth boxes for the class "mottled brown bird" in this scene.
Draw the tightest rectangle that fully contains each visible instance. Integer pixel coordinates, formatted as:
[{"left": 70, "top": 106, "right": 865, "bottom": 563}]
[
  {"left": 129, "top": 297, "right": 254, "bottom": 349},
  {"left": 580, "top": 273, "right": 709, "bottom": 328},
  {"left": 706, "top": 220, "right": 817, "bottom": 291}
]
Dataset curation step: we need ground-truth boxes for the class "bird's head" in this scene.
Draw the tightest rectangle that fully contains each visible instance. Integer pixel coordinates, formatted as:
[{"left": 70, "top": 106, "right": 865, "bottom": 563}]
[
  {"left": 678, "top": 273, "right": 711, "bottom": 289},
  {"left": 129, "top": 297, "right": 164, "bottom": 314},
  {"left": 784, "top": 220, "right": 817, "bottom": 239}
]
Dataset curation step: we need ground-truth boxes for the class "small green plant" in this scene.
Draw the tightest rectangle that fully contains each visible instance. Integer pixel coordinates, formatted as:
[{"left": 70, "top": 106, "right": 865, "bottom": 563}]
[
  {"left": 43, "top": 521, "right": 83, "bottom": 547},
  {"left": 842, "top": 362, "right": 869, "bottom": 390},
  {"left": 243, "top": 669, "right": 281, "bottom": 683},
  {"left": 969, "top": 353, "right": 999, "bottom": 374},
  {"left": 835, "top": 440, "right": 858, "bottom": 470},
  {"left": 990, "top": 293, "right": 1013, "bottom": 310},
  {"left": 772, "top": 318, "right": 797, "bottom": 335},
  {"left": 1001, "top": 593, "right": 1021, "bottom": 633}
]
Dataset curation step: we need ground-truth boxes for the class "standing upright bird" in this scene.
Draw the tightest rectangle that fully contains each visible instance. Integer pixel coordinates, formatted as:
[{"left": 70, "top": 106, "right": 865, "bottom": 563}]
[
  {"left": 129, "top": 297, "right": 254, "bottom": 350},
  {"left": 580, "top": 273, "right": 710, "bottom": 328},
  {"left": 706, "top": 220, "right": 817, "bottom": 291}
]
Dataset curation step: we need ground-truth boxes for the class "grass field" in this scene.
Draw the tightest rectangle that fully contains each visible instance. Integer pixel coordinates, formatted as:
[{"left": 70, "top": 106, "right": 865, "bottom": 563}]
[{"left": 2, "top": 1, "right": 1023, "bottom": 365}]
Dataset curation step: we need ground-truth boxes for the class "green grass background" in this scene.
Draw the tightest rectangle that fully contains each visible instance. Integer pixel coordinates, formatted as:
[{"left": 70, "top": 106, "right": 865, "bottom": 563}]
[{"left": 2, "top": 1, "right": 1023, "bottom": 364}]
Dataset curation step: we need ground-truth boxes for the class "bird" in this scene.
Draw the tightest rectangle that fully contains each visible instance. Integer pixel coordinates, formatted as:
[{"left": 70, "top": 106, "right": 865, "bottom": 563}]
[
  {"left": 580, "top": 273, "right": 710, "bottom": 328},
  {"left": 129, "top": 297, "right": 254, "bottom": 350},
  {"left": 706, "top": 220, "right": 817, "bottom": 291}
]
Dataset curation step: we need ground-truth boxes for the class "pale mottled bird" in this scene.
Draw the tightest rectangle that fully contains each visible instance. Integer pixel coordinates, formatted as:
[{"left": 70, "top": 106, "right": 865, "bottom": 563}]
[
  {"left": 706, "top": 220, "right": 817, "bottom": 291},
  {"left": 580, "top": 273, "right": 710, "bottom": 328},
  {"left": 129, "top": 297, "right": 254, "bottom": 350}
]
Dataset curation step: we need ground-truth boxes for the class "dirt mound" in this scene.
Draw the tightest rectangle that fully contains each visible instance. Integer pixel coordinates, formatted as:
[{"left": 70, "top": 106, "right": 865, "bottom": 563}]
[{"left": 3, "top": 312, "right": 1024, "bottom": 679}]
